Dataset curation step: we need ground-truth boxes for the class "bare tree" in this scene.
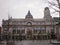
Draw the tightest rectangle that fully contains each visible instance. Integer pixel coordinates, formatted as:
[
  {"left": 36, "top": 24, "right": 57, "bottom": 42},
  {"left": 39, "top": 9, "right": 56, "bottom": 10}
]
[
  {"left": 48, "top": 0, "right": 60, "bottom": 41},
  {"left": 48, "top": 0, "right": 60, "bottom": 16}
]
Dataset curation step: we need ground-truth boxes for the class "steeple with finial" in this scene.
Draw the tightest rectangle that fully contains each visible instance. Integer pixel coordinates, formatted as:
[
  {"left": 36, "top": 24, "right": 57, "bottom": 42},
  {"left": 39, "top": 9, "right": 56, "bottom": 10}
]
[
  {"left": 25, "top": 10, "right": 33, "bottom": 19},
  {"left": 8, "top": 12, "right": 12, "bottom": 20}
]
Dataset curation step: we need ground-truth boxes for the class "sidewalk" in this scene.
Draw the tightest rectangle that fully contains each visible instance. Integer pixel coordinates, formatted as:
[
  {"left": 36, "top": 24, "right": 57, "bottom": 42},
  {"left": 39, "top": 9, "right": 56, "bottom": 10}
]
[{"left": 50, "top": 40, "right": 60, "bottom": 43}]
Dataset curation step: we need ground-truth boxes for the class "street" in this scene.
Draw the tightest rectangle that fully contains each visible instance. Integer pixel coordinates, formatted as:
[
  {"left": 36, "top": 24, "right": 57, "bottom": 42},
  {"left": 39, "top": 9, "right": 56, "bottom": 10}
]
[{"left": 0, "top": 40, "right": 53, "bottom": 45}]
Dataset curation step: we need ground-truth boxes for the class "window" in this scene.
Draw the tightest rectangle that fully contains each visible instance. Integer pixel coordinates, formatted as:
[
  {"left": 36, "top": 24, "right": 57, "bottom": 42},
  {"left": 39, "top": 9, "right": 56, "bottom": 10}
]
[
  {"left": 13, "top": 29, "right": 16, "bottom": 34},
  {"left": 34, "top": 30, "right": 37, "bottom": 33},
  {"left": 27, "top": 30, "right": 32, "bottom": 35},
  {"left": 20, "top": 30, "right": 25, "bottom": 34},
  {"left": 27, "top": 22, "right": 32, "bottom": 26},
  {"left": 38, "top": 30, "right": 41, "bottom": 34},
  {"left": 17, "top": 30, "right": 20, "bottom": 34},
  {"left": 4, "top": 28, "right": 7, "bottom": 31}
]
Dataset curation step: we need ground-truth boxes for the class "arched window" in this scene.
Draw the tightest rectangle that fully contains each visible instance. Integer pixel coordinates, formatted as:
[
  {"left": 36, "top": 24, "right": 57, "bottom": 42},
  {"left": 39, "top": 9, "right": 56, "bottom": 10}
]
[{"left": 27, "top": 22, "right": 32, "bottom": 26}]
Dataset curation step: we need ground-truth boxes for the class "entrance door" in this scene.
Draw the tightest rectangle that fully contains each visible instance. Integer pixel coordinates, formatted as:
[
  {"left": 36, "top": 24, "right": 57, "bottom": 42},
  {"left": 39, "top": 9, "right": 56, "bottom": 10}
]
[{"left": 26, "top": 30, "right": 32, "bottom": 40}]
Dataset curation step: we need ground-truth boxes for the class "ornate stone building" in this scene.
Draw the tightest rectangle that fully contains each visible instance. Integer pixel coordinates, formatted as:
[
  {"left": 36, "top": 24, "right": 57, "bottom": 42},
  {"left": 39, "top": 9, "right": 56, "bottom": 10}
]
[{"left": 2, "top": 7, "right": 58, "bottom": 40}]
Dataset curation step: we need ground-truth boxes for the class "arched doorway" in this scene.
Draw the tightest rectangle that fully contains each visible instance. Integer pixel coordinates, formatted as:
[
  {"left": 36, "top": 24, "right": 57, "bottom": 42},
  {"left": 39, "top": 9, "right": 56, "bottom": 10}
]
[{"left": 26, "top": 28, "right": 32, "bottom": 40}]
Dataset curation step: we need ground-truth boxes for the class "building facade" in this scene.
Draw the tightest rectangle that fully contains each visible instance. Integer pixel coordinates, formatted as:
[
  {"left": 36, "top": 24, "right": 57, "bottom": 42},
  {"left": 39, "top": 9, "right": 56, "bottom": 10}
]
[{"left": 2, "top": 7, "right": 58, "bottom": 40}]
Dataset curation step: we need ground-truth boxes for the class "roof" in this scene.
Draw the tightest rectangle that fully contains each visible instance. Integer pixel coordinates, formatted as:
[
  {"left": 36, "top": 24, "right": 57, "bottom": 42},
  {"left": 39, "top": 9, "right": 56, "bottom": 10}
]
[{"left": 25, "top": 10, "right": 33, "bottom": 18}]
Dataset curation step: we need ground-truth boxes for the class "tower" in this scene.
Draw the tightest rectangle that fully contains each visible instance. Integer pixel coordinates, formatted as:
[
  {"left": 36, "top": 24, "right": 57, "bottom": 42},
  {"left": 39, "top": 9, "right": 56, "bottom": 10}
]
[
  {"left": 44, "top": 7, "right": 52, "bottom": 20},
  {"left": 25, "top": 10, "right": 33, "bottom": 19}
]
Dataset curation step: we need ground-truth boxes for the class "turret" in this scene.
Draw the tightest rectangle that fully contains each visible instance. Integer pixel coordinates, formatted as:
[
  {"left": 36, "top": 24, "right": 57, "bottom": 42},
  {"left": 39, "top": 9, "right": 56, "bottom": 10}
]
[
  {"left": 25, "top": 10, "right": 33, "bottom": 19},
  {"left": 44, "top": 7, "right": 52, "bottom": 20}
]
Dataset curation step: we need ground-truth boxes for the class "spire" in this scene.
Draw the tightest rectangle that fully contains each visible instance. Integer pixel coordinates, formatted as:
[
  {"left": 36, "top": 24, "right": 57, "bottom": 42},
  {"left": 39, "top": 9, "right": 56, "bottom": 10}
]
[
  {"left": 8, "top": 13, "right": 10, "bottom": 19},
  {"left": 25, "top": 10, "right": 33, "bottom": 19},
  {"left": 8, "top": 12, "right": 12, "bottom": 20},
  {"left": 27, "top": 10, "right": 31, "bottom": 15}
]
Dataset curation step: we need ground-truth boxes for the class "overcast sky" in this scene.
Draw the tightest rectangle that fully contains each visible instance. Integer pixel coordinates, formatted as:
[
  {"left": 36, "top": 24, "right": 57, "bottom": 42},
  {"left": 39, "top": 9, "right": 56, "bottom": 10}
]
[{"left": 0, "top": 0, "right": 59, "bottom": 26}]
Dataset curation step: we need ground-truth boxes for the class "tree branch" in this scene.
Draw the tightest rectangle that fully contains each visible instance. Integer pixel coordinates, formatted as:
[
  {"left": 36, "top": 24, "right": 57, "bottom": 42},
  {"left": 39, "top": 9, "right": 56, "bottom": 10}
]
[
  {"left": 48, "top": 1, "right": 59, "bottom": 8},
  {"left": 49, "top": 5, "right": 59, "bottom": 12}
]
